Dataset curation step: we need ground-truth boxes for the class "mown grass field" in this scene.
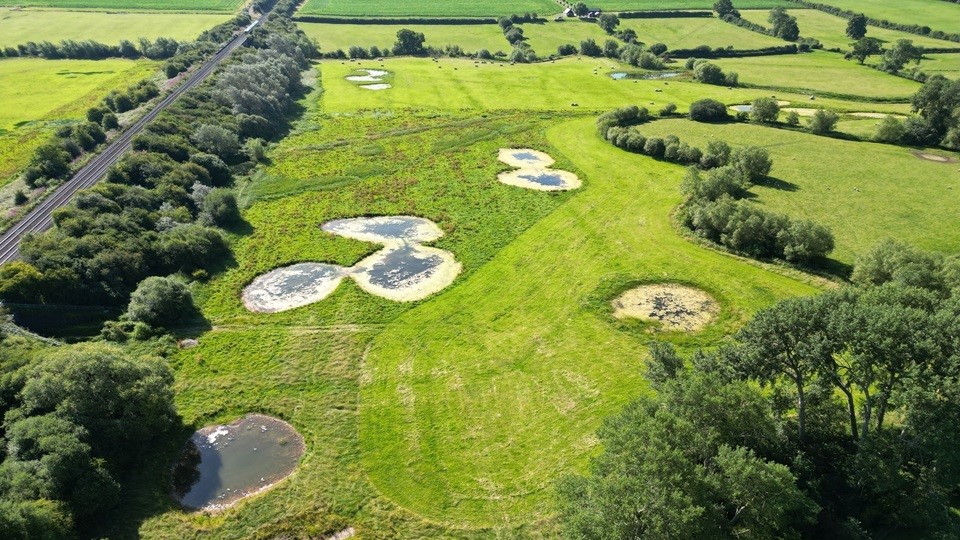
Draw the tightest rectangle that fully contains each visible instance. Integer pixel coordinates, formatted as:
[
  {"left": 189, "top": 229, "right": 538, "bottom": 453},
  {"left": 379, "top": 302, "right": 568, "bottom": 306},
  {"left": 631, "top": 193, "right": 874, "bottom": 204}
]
[
  {"left": 317, "top": 57, "right": 914, "bottom": 113},
  {"left": 519, "top": 20, "right": 613, "bottom": 55},
  {"left": 917, "top": 53, "right": 960, "bottom": 79},
  {"left": 0, "top": 8, "right": 232, "bottom": 46},
  {"left": 297, "top": 22, "right": 510, "bottom": 55},
  {"left": 135, "top": 95, "right": 819, "bottom": 535},
  {"left": 622, "top": 15, "right": 785, "bottom": 50},
  {"left": 0, "top": 57, "right": 156, "bottom": 187},
  {"left": 713, "top": 51, "right": 923, "bottom": 99},
  {"left": 738, "top": 9, "right": 960, "bottom": 51},
  {"left": 586, "top": 0, "right": 790, "bottom": 9},
  {"left": 640, "top": 119, "right": 960, "bottom": 263},
  {"left": 807, "top": 0, "right": 960, "bottom": 35},
  {"left": 0, "top": 0, "right": 241, "bottom": 11},
  {"left": 298, "top": 0, "right": 558, "bottom": 17}
]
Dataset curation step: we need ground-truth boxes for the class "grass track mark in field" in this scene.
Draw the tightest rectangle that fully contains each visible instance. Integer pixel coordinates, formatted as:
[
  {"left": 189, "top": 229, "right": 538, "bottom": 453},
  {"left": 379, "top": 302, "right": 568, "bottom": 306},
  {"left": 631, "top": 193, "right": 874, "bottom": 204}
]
[{"left": 0, "top": 8, "right": 233, "bottom": 46}]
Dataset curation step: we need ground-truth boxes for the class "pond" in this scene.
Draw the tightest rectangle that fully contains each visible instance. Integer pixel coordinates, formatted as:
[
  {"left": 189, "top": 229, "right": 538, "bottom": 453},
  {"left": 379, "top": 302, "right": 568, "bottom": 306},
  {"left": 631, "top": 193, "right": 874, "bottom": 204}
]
[
  {"left": 351, "top": 243, "right": 461, "bottom": 302},
  {"left": 242, "top": 263, "right": 346, "bottom": 314},
  {"left": 172, "top": 414, "right": 305, "bottom": 512},
  {"left": 321, "top": 215, "right": 443, "bottom": 245},
  {"left": 345, "top": 68, "right": 389, "bottom": 82},
  {"left": 610, "top": 71, "right": 680, "bottom": 80}
]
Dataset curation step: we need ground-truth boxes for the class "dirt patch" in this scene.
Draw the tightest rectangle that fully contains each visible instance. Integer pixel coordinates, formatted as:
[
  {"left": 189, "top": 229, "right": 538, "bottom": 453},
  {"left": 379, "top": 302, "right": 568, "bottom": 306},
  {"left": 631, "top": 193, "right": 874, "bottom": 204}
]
[
  {"left": 914, "top": 152, "right": 957, "bottom": 163},
  {"left": 782, "top": 107, "right": 819, "bottom": 117},
  {"left": 612, "top": 284, "right": 719, "bottom": 331}
]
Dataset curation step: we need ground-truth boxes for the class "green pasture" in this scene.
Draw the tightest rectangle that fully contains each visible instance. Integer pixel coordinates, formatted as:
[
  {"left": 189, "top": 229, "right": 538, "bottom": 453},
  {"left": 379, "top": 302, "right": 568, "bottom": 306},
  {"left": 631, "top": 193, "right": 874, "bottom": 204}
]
[
  {"left": 318, "top": 57, "right": 914, "bottom": 113},
  {"left": 584, "top": 0, "right": 790, "bottom": 9},
  {"left": 805, "top": 0, "right": 960, "bottom": 35},
  {"left": 622, "top": 15, "right": 785, "bottom": 50},
  {"left": 738, "top": 9, "right": 960, "bottom": 51},
  {"left": 0, "top": 8, "right": 232, "bottom": 46},
  {"left": 519, "top": 20, "right": 613, "bottom": 55},
  {"left": 916, "top": 53, "right": 960, "bottom": 79},
  {"left": 137, "top": 106, "right": 817, "bottom": 535},
  {"left": 712, "top": 51, "right": 923, "bottom": 99},
  {"left": 640, "top": 119, "right": 960, "bottom": 263},
  {"left": 298, "top": 22, "right": 509, "bottom": 54},
  {"left": 0, "top": 0, "right": 241, "bottom": 11},
  {"left": 297, "top": 0, "right": 559, "bottom": 17}
]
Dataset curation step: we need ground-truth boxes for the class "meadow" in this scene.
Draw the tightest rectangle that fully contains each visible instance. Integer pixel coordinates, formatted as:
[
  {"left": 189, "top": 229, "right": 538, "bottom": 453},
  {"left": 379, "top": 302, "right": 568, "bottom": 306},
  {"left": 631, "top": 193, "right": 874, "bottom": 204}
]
[
  {"left": 298, "top": 0, "right": 558, "bottom": 17},
  {"left": 805, "top": 0, "right": 960, "bottom": 35},
  {"left": 0, "top": 0, "right": 241, "bottom": 11},
  {"left": 738, "top": 8, "right": 960, "bottom": 51},
  {"left": 0, "top": 8, "right": 233, "bottom": 46},
  {"left": 640, "top": 119, "right": 960, "bottom": 263},
  {"left": 712, "top": 51, "right": 923, "bottom": 99},
  {"left": 916, "top": 53, "right": 960, "bottom": 79},
  {"left": 519, "top": 20, "right": 613, "bottom": 56},
  {"left": 317, "top": 57, "right": 915, "bottom": 113},
  {"left": 586, "top": 0, "right": 790, "bottom": 8},
  {"left": 297, "top": 22, "right": 510, "bottom": 55},
  {"left": 621, "top": 15, "right": 785, "bottom": 50}
]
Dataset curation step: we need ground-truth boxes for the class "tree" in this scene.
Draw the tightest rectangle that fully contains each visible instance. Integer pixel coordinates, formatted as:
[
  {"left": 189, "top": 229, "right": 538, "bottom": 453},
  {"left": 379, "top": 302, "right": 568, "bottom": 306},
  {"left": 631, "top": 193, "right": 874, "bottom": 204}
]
[
  {"left": 846, "top": 13, "right": 868, "bottom": 39},
  {"left": 851, "top": 37, "right": 882, "bottom": 64},
  {"left": 701, "top": 139, "right": 732, "bottom": 168},
  {"left": 201, "top": 189, "right": 240, "bottom": 226},
  {"left": 730, "top": 146, "right": 773, "bottom": 182},
  {"left": 597, "top": 13, "right": 619, "bottom": 34},
  {"left": 911, "top": 75, "right": 960, "bottom": 140},
  {"left": 126, "top": 276, "right": 194, "bottom": 328},
  {"left": 392, "top": 29, "right": 425, "bottom": 56},
  {"left": 573, "top": 1, "right": 588, "bottom": 16},
  {"left": 579, "top": 38, "right": 602, "bottom": 57},
  {"left": 806, "top": 109, "right": 839, "bottom": 134},
  {"left": 768, "top": 7, "right": 800, "bottom": 41},
  {"left": 693, "top": 61, "right": 726, "bottom": 85},
  {"left": 192, "top": 124, "right": 240, "bottom": 159},
  {"left": 557, "top": 43, "right": 576, "bottom": 56},
  {"left": 602, "top": 39, "right": 620, "bottom": 58},
  {"left": 750, "top": 97, "right": 780, "bottom": 123},
  {"left": 879, "top": 39, "right": 923, "bottom": 73},
  {"left": 713, "top": 0, "right": 739, "bottom": 18}
]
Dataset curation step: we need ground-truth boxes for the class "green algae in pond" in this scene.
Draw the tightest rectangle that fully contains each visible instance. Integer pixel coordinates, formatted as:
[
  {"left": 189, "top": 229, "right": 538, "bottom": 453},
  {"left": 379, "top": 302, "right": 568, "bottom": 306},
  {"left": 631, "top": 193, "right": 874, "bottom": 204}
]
[{"left": 172, "top": 414, "right": 305, "bottom": 511}]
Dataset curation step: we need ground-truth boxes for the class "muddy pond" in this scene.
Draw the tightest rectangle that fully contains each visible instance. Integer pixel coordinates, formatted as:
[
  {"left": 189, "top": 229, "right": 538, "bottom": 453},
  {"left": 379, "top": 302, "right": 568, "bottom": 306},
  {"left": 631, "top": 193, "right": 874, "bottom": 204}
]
[{"left": 172, "top": 414, "right": 305, "bottom": 511}]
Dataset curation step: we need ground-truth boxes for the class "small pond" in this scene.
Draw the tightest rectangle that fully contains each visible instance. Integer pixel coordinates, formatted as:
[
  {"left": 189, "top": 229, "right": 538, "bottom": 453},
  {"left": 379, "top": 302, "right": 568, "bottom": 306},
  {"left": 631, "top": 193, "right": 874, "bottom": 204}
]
[
  {"left": 497, "top": 148, "right": 555, "bottom": 169},
  {"left": 345, "top": 68, "right": 389, "bottom": 82},
  {"left": 731, "top": 104, "right": 753, "bottom": 113},
  {"left": 517, "top": 171, "right": 567, "bottom": 187},
  {"left": 242, "top": 263, "right": 346, "bottom": 314},
  {"left": 361, "top": 83, "right": 391, "bottom": 90},
  {"left": 352, "top": 244, "right": 461, "bottom": 302},
  {"left": 172, "top": 414, "right": 305, "bottom": 511},
  {"left": 321, "top": 215, "right": 443, "bottom": 245},
  {"left": 610, "top": 71, "right": 680, "bottom": 80}
]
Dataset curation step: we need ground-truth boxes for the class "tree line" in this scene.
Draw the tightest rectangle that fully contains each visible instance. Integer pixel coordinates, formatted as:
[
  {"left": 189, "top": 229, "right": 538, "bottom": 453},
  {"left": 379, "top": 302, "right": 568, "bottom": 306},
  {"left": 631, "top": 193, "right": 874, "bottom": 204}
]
[
  {"left": 560, "top": 242, "right": 960, "bottom": 538},
  {"left": 0, "top": 36, "right": 180, "bottom": 61}
]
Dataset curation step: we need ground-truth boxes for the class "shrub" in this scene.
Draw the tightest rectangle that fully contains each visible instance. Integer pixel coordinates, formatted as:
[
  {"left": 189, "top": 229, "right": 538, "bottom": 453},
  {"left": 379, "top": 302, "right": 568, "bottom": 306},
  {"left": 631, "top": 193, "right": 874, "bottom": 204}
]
[
  {"left": 13, "top": 190, "right": 28, "bottom": 206},
  {"left": 786, "top": 110, "right": 800, "bottom": 126},
  {"left": 701, "top": 140, "right": 732, "bottom": 168},
  {"left": 126, "top": 276, "right": 194, "bottom": 328},
  {"left": 557, "top": 43, "right": 577, "bottom": 56},
  {"left": 580, "top": 39, "right": 602, "bottom": 57},
  {"left": 596, "top": 105, "right": 650, "bottom": 135},
  {"left": 874, "top": 116, "right": 906, "bottom": 144},
  {"left": 750, "top": 97, "right": 780, "bottom": 123},
  {"left": 730, "top": 146, "right": 773, "bottom": 182},
  {"left": 806, "top": 109, "right": 839, "bottom": 134},
  {"left": 689, "top": 99, "right": 729, "bottom": 122},
  {"left": 643, "top": 137, "right": 666, "bottom": 158},
  {"left": 659, "top": 103, "right": 678, "bottom": 117},
  {"left": 201, "top": 189, "right": 240, "bottom": 226},
  {"left": 900, "top": 116, "right": 939, "bottom": 146}
]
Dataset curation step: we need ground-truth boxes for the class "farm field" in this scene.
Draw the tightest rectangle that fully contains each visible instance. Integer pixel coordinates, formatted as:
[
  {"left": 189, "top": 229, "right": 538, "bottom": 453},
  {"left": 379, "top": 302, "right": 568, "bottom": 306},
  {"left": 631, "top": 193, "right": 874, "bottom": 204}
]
[
  {"left": 0, "top": 57, "right": 155, "bottom": 186},
  {"left": 318, "top": 57, "right": 914, "bottom": 113},
  {"left": 0, "top": 8, "right": 233, "bottom": 46},
  {"left": 0, "top": 0, "right": 242, "bottom": 11},
  {"left": 738, "top": 9, "right": 960, "bottom": 51},
  {"left": 621, "top": 15, "right": 785, "bottom": 50},
  {"left": 916, "top": 53, "right": 960, "bottom": 79},
  {"left": 712, "top": 50, "right": 923, "bottom": 98},
  {"left": 519, "top": 20, "right": 613, "bottom": 56},
  {"left": 585, "top": 0, "right": 790, "bottom": 9},
  {"left": 297, "top": 0, "right": 558, "bottom": 17},
  {"left": 641, "top": 119, "right": 960, "bottom": 263},
  {"left": 298, "top": 22, "right": 510, "bottom": 55},
  {"left": 803, "top": 0, "right": 960, "bottom": 35}
]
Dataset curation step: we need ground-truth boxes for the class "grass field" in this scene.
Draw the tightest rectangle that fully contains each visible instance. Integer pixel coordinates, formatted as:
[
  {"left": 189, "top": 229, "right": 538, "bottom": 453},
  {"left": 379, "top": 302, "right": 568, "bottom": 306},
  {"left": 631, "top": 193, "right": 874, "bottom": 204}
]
[
  {"left": 298, "top": 22, "right": 510, "bottom": 54},
  {"left": 0, "top": 57, "right": 156, "bottom": 187},
  {"left": 805, "top": 0, "right": 960, "bottom": 35},
  {"left": 738, "top": 9, "right": 960, "bottom": 51},
  {"left": 640, "top": 119, "right": 960, "bottom": 263},
  {"left": 0, "top": 8, "right": 232, "bottom": 46},
  {"left": 133, "top": 98, "right": 818, "bottom": 534},
  {"left": 318, "top": 57, "right": 914, "bottom": 113},
  {"left": 298, "top": 0, "right": 558, "bottom": 17},
  {"left": 520, "top": 20, "right": 613, "bottom": 55},
  {"left": 586, "top": 0, "right": 790, "bottom": 9},
  {"left": 622, "top": 15, "right": 785, "bottom": 50},
  {"left": 712, "top": 51, "right": 923, "bottom": 99},
  {"left": 0, "top": 0, "right": 241, "bottom": 11},
  {"left": 916, "top": 53, "right": 960, "bottom": 79}
]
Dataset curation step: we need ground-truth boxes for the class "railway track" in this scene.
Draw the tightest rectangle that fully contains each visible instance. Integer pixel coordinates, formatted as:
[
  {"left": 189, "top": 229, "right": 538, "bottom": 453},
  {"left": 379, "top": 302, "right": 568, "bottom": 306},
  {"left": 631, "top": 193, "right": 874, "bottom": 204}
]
[{"left": 0, "top": 19, "right": 262, "bottom": 265}]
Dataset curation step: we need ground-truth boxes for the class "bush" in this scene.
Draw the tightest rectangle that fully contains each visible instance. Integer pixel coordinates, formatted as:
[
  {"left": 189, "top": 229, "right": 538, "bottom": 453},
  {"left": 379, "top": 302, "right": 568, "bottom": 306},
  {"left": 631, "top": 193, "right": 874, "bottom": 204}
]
[
  {"left": 596, "top": 105, "right": 650, "bottom": 135},
  {"left": 13, "top": 190, "right": 27, "bottom": 206},
  {"left": 786, "top": 110, "right": 800, "bottom": 126},
  {"left": 900, "top": 116, "right": 939, "bottom": 146},
  {"left": 730, "top": 146, "right": 773, "bottom": 182},
  {"left": 701, "top": 140, "right": 732, "bottom": 169},
  {"left": 126, "top": 276, "right": 194, "bottom": 328},
  {"left": 557, "top": 43, "right": 577, "bottom": 56},
  {"left": 874, "top": 115, "right": 906, "bottom": 143},
  {"left": 643, "top": 137, "right": 666, "bottom": 158},
  {"left": 689, "top": 99, "right": 729, "bottom": 122},
  {"left": 750, "top": 97, "right": 780, "bottom": 123},
  {"left": 806, "top": 109, "right": 839, "bottom": 134},
  {"left": 659, "top": 102, "right": 678, "bottom": 117},
  {"left": 580, "top": 38, "right": 602, "bottom": 57},
  {"left": 201, "top": 189, "right": 240, "bottom": 226},
  {"left": 102, "top": 112, "right": 119, "bottom": 130}
]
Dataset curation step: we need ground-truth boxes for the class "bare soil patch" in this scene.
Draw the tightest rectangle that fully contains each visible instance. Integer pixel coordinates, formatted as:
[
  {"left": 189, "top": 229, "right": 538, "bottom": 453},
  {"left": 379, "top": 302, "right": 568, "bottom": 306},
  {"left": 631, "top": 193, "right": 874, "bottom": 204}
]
[
  {"left": 914, "top": 151, "right": 957, "bottom": 163},
  {"left": 612, "top": 284, "right": 719, "bottom": 331}
]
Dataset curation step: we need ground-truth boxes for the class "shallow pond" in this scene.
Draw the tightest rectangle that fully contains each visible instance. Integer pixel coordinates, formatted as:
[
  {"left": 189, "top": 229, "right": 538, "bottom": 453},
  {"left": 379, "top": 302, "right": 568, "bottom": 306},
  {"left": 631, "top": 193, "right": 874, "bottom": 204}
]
[
  {"left": 346, "top": 68, "right": 389, "bottom": 82},
  {"left": 497, "top": 148, "right": 555, "bottom": 169},
  {"left": 361, "top": 83, "right": 391, "bottom": 90},
  {"left": 610, "top": 71, "right": 679, "bottom": 80},
  {"left": 352, "top": 244, "right": 461, "bottom": 302},
  {"left": 322, "top": 215, "right": 443, "bottom": 244},
  {"left": 731, "top": 104, "right": 753, "bottom": 112},
  {"left": 242, "top": 263, "right": 346, "bottom": 314},
  {"left": 172, "top": 414, "right": 305, "bottom": 511}
]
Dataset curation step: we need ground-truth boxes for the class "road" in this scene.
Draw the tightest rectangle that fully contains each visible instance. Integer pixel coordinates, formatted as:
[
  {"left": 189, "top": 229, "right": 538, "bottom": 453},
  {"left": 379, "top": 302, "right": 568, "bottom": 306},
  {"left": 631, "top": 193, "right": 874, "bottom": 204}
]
[{"left": 0, "top": 22, "right": 259, "bottom": 265}]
